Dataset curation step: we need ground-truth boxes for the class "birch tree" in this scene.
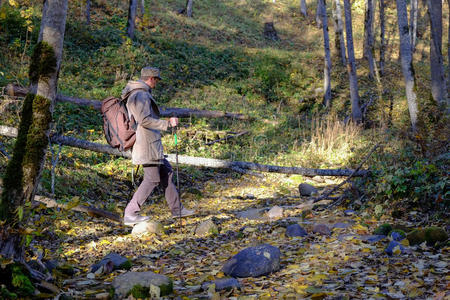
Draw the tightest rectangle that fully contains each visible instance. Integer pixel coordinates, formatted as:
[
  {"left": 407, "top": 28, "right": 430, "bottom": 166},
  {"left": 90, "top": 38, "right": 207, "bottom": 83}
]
[
  {"left": 316, "top": 0, "right": 323, "bottom": 28},
  {"left": 396, "top": 0, "right": 419, "bottom": 131},
  {"left": 138, "top": 0, "right": 145, "bottom": 17},
  {"left": 321, "top": 0, "right": 332, "bottom": 106},
  {"left": 363, "top": 0, "right": 375, "bottom": 78},
  {"left": 343, "top": 0, "right": 362, "bottom": 122},
  {"left": 126, "top": 0, "right": 138, "bottom": 39},
  {"left": 379, "top": 0, "right": 386, "bottom": 75},
  {"left": 1, "top": 0, "right": 68, "bottom": 269},
  {"left": 185, "top": 0, "right": 193, "bottom": 18},
  {"left": 426, "top": 0, "right": 447, "bottom": 108},
  {"left": 332, "top": 0, "right": 346, "bottom": 65},
  {"left": 409, "top": 0, "right": 418, "bottom": 53},
  {"left": 301, "top": 0, "right": 308, "bottom": 17}
]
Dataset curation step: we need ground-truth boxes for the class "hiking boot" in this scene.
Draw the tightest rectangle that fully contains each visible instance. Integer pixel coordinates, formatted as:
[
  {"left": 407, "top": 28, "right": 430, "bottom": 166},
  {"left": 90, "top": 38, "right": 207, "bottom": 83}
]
[
  {"left": 123, "top": 214, "right": 150, "bottom": 226},
  {"left": 172, "top": 207, "right": 196, "bottom": 218}
]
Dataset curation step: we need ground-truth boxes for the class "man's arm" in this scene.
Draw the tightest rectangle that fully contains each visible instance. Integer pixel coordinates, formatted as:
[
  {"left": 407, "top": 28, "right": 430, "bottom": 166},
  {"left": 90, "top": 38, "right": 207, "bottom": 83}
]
[{"left": 128, "top": 92, "right": 169, "bottom": 131}]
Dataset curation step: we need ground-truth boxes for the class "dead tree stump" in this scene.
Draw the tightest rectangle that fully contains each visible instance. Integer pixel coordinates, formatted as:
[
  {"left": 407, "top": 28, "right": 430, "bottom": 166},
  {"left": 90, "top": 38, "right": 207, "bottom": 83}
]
[{"left": 264, "top": 22, "right": 280, "bottom": 41}]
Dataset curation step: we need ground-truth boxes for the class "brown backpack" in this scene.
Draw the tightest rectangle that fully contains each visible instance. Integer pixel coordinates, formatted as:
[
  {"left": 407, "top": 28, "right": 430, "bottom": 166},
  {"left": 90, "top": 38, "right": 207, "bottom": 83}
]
[{"left": 101, "top": 89, "right": 145, "bottom": 151}]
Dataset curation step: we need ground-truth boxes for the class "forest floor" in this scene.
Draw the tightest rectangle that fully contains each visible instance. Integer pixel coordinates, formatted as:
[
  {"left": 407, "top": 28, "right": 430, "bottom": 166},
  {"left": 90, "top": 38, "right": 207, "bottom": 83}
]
[{"left": 29, "top": 169, "right": 449, "bottom": 299}]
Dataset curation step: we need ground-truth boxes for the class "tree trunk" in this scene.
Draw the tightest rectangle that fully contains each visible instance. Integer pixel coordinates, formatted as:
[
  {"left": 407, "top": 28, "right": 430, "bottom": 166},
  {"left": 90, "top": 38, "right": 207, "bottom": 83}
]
[
  {"left": 427, "top": 0, "right": 448, "bottom": 109},
  {"left": 396, "top": 0, "right": 419, "bottom": 131},
  {"left": 321, "top": 0, "right": 332, "bottom": 107},
  {"left": 126, "top": 0, "right": 138, "bottom": 39},
  {"left": 379, "top": 0, "right": 386, "bottom": 76},
  {"left": 1, "top": 126, "right": 370, "bottom": 177},
  {"left": 0, "top": 0, "right": 68, "bottom": 261},
  {"left": 409, "top": 0, "right": 418, "bottom": 53},
  {"left": 138, "top": 0, "right": 145, "bottom": 17},
  {"left": 316, "top": 0, "right": 323, "bottom": 28},
  {"left": 343, "top": 0, "right": 362, "bottom": 122},
  {"left": 86, "top": 0, "right": 91, "bottom": 25},
  {"left": 332, "top": 0, "right": 346, "bottom": 65},
  {"left": 186, "top": 0, "right": 193, "bottom": 18},
  {"left": 448, "top": 0, "right": 450, "bottom": 95},
  {"left": 363, "top": 0, "right": 375, "bottom": 79},
  {"left": 301, "top": 0, "right": 308, "bottom": 17}
]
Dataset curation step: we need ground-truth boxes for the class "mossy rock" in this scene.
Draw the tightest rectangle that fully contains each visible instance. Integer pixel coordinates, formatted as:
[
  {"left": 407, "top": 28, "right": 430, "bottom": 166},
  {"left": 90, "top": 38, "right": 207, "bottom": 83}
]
[
  {"left": 373, "top": 224, "right": 392, "bottom": 236},
  {"left": 389, "top": 229, "right": 406, "bottom": 241},
  {"left": 128, "top": 284, "right": 149, "bottom": 298},
  {"left": 407, "top": 227, "right": 448, "bottom": 246}
]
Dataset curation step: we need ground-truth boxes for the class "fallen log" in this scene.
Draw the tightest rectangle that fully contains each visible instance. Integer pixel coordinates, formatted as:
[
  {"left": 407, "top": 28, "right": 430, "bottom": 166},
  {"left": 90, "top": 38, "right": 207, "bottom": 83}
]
[
  {"left": 205, "top": 131, "right": 249, "bottom": 145},
  {"left": 6, "top": 84, "right": 249, "bottom": 120},
  {"left": 1, "top": 125, "right": 369, "bottom": 177},
  {"left": 34, "top": 195, "right": 121, "bottom": 222}
]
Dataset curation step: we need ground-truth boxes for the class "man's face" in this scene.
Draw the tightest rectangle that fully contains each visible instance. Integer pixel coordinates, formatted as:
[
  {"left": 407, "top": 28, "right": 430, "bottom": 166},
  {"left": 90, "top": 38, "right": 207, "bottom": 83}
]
[{"left": 147, "top": 77, "right": 160, "bottom": 89}]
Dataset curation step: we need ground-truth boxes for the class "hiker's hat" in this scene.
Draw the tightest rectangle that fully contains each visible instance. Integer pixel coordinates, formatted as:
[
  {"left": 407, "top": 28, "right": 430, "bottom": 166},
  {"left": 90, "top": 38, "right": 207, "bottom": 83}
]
[{"left": 141, "top": 67, "right": 162, "bottom": 80}]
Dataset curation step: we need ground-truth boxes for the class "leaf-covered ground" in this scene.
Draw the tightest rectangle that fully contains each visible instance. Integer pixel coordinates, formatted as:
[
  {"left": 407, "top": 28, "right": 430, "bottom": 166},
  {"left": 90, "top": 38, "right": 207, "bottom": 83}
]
[{"left": 29, "top": 170, "right": 449, "bottom": 299}]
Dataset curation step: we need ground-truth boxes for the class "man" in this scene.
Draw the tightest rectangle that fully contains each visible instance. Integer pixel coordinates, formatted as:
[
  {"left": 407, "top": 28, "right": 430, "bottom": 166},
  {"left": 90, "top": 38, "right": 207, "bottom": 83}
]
[{"left": 122, "top": 66, "right": 195, "bottom": 226}]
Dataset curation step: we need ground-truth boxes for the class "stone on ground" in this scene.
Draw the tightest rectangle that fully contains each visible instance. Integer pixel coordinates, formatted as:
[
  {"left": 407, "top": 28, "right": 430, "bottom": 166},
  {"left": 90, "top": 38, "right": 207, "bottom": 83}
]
[
  {"left": 195, "top": 219, "right": 219, "bottom": 236},
  {"left": 222, "top": 244, "right": 281, "bottom": 277},
  {"left": 385, "top": 241, "right": 406, "bottom": 256},
  {"left": 112, "top": 271, "right": 173, "bottom": 298},
  {"left": 298, "top": 183, "right": 318, "bottom": 196},
  {"left": 285, "top": 224, "right": 308, "bottom": 237},
  {"left": 90, "top": 253, "right": 130, "bottom": 273},
  {"left": 312, "top": 224, "right": 331, "bottom": 236},
  {"left": 201, "top": 278, "right": 241, "bottom": 291},
  {"left": 131, "top": 220, "right": 164, "bottom": 236},
  {"left": 267, "top": 206, "right": 283, "bottom": 219},
  {"left": 333, "top": 222, "right": 351, "bottom": 229}
]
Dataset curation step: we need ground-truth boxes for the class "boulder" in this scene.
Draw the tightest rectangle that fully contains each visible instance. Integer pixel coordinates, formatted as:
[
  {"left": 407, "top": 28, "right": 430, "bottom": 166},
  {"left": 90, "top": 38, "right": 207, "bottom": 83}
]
[
  {"left": 267, "top": 206, "right": 283, "bottom": 219},
  {"left": 389, "top": 230, "right": 406, "bottom": 241},
  {"left": 91, "top": 253, "right": 131, "bottom": 274},
  {"left": 131, "top": 220, "right": 164, "bottom": 236},
  {"left": 333, "top": 222, "right": 351, "bottom": 229},
  {"left": 222, "top": 244, "right": 281, "bottom": 277},
  {"left": 407, "top": 227, "right": 448, "bottom": 246},
  {"left": 195, "top": 219, "right": 219, "bottom": 236},
  {"left": 385, "top": 241, "right": 405, "bottom": 256},
  {"left": 112, "top": 271, "right": 173, "bottom": 298},
  {"left": 312, "top": 224, "right": 331, "bottom": 236},
  {"left": 298, "top": 183, "right": 318, "bottom": 196},
  {"left": 285, "top": 224, "right": 308, "bottom": 237},
  {"left": 201, "top": 278, "right": 241, "bottom": 291}
]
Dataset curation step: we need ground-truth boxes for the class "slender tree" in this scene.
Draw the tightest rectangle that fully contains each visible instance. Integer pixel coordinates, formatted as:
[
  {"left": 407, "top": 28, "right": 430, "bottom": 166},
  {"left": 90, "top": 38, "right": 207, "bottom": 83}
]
[
  {"left": 409, "top": 0, "right": 418, "bottom": 53},
  {"left": 138, "top": 0, "right": 145, "bottom": 17},
  {"left": 343, "top": 0, "right": 362, "bottom": 122},
  {"left": 316, "top": 0, "right": 323, "bottom": 28},
  {"left": 332, "top": 0, "right": 346, "bottom": 65},
  {"left": 126, "top": 0, "right": 138, "bottom": 39},
  {"left": 185, "top": 0, "right": 193, "bottom": 18},
  {"left": 0, "top": 0, "right": 68, "bottom": 267},
  {"left": 448, "top": 0, "right": 450, "bottom": 94},
  {"left": 363, "top": 0, "right": 375, "bottom": 78},
  {"left": 426, "top": 0, "right": 447, "bottom": 108},
  {"left": 396, "top": 0, "right": 419, "bottom": 131},
  {"left": 321, "top": 0, "right": 332, "bottom": 106},
  {"left": 301, "top": 0, "right": 308, "bottom": 17},
  {"left": 379, "top": 0, "right": 386, "bottom": 76},
  {"left": 86, "top": 0, "right": 91, "bottom": 26}
]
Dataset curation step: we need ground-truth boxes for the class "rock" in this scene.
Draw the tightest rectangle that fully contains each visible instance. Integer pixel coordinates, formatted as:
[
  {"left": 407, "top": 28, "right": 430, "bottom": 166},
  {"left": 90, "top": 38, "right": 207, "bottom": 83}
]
[
  {"left": 222, "top": 244, "right": 281, "bottom": 277},
  {"left": 285, "top": 224, "right": 308, "bottom": 237},
  {"left": 112, "top": 271, "right": 173, "bottom": 298},
  {"left": 333, "top": 222, "right": 351, "bottom": 229},
  {"left": 373, "top": 223, "right": 392, "bottom": 236},
  {"left": 298, "top": 183, "right": 318, "bottom": 196},
  {"left": 236, "top": 208, "right": 266, "bottom": 220},
  {"left": 389, "top": 230, "right": 406, "bottom": 241},
  {"left": 195, "top": 219, "right": 219, "bottom": 236},
  {"left": 344, "top": 209, "right": 356, "bottom": 216},
  {"left": 267, "top": 206, "right": 283, "bottom": 219},
  {"left": 312, "top": 224, "right": 331, "bottom": 236},
  {"left": 91, "top": 253, "right": 131, "bottom": 273},
  {"left": 385, "top": 241, "right": 405, "bottom": 256},
  {"left": 201, "top": 278, "right": 241, "bottom": 291},
  {"left": 407, "top": 227, "right": 448, "bottom": 246},
  {"left": 131, "top": 220, "right": 164, "bottom": 236},
  {"left": 245, "top": 194, "right": 255, "bottom": 199},
  {"left": 363, "top": 235, "right": 386, "bottom": 243}
]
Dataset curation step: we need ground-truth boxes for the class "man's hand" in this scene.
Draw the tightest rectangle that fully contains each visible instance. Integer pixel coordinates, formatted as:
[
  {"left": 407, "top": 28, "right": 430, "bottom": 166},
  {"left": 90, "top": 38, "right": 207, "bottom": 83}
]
[{"left": 169, "top": 117, "right": 179, "bottom": 127}]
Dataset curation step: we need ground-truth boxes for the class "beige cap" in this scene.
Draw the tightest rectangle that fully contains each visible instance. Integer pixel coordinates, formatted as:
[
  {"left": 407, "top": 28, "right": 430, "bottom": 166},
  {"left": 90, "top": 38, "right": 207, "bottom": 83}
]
[{"left": 141, "top": 67, "right": 162, "bottom": 80}]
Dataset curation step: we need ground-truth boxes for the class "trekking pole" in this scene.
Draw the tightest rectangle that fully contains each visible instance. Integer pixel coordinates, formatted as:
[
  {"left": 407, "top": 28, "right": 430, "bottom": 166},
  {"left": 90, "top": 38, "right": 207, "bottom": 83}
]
[{"left": 173, "top": 125, "right": 182, "bottom": 228}]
